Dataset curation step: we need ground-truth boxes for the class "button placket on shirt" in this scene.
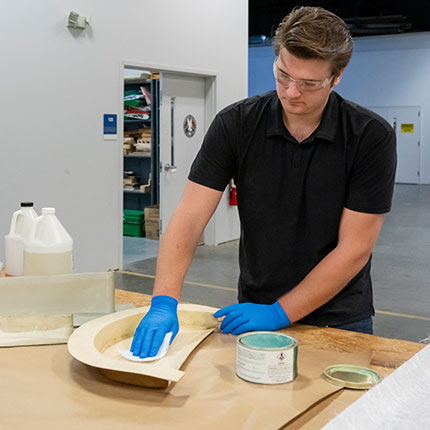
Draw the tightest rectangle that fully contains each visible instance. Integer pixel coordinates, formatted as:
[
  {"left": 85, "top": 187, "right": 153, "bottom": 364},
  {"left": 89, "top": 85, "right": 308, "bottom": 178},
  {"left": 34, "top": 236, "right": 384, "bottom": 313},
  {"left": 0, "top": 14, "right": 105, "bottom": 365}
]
[{"left": 293, "top": 145, "right": 303, "bottom": 169}]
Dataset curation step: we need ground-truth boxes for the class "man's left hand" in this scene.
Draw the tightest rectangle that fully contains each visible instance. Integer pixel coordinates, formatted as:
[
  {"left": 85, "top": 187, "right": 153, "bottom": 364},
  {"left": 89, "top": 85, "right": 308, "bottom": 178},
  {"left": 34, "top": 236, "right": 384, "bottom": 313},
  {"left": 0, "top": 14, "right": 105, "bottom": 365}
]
[{"left": 213, "top": 302, "right": 291, "bottom": 335}]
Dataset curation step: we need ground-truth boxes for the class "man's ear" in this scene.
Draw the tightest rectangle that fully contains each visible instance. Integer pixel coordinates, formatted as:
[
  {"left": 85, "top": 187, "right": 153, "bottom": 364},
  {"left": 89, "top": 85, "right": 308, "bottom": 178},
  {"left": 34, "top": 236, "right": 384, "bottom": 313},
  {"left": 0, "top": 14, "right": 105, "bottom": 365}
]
[{"left": 332, "top": 69, "right": 344, "bottom": 87}]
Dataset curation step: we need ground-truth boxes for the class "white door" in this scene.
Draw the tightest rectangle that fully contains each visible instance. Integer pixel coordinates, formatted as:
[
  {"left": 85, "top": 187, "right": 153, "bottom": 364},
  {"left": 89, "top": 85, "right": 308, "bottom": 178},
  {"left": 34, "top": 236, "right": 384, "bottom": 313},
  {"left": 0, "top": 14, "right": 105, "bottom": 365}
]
[
  {"left": 368, "top": 106, "right": 421, "bottom": 184},
  {"left": 159, "top": 72, "right": 206, "bottom": 235}
]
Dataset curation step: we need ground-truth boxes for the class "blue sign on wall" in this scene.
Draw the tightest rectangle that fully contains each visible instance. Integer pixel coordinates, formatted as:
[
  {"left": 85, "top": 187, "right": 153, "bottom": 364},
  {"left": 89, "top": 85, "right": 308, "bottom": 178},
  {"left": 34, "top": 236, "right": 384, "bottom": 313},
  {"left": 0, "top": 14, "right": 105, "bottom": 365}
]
[{"left": 103, "top": 114, "right": 117, "bottom": 139}]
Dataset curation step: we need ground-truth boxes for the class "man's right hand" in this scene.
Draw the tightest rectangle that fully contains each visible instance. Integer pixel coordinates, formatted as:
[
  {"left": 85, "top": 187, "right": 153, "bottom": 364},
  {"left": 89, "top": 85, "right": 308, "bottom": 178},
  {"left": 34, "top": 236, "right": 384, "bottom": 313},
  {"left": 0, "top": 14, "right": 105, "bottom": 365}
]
[{"left": 130, "top": 295, "right": 179, "bottom": 358}]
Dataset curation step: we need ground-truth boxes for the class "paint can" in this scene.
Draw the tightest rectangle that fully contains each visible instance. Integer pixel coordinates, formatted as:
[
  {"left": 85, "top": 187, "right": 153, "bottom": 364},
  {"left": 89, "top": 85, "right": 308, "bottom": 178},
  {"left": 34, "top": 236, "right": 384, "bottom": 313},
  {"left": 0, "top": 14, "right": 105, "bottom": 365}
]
[{"left": 236, "top": 331, "right": 298, "bottom": 384}]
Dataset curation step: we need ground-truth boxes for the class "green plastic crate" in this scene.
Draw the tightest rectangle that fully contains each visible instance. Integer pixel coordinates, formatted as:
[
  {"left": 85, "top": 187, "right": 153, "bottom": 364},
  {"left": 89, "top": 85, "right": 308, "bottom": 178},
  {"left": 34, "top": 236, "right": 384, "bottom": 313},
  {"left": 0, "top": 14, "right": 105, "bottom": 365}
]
[{"left": 123, "top": 210, "right": 145, "bottom": 237}]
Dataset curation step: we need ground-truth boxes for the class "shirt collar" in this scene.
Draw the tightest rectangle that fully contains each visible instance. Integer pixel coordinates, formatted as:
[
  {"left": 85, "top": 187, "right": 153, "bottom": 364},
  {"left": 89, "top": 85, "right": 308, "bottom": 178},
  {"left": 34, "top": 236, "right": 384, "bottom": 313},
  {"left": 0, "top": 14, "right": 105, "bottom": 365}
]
[{"left": 266, "top": 91, "right": 339, "bottom": 144}]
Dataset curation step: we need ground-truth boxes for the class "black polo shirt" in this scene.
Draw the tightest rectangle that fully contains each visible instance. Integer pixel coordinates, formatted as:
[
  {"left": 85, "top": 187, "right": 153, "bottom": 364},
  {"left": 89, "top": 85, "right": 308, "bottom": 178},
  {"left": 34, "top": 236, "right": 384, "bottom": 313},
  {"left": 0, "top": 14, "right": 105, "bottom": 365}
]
[{"left": 188, "top": 91, "right": 396, "bottom": 326}]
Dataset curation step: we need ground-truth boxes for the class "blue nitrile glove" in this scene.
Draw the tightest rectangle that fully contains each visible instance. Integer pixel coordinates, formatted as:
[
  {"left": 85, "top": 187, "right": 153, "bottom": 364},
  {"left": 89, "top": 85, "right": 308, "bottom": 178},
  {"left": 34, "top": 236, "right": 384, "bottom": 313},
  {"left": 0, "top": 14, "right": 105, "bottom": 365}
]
[
  {"left": 130, "top": 295, "right": 179, "bottom": 358},
  {"left": 213, "top": 302, "right": 291, "bottom": 335}
]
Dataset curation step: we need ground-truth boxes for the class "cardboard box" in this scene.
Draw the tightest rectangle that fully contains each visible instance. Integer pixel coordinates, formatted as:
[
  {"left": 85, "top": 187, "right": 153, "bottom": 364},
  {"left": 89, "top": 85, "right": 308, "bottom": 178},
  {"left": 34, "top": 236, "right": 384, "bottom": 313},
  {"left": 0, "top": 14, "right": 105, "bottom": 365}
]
[{"left": 144, "top": 204, "right": 159, "bottom": 240}]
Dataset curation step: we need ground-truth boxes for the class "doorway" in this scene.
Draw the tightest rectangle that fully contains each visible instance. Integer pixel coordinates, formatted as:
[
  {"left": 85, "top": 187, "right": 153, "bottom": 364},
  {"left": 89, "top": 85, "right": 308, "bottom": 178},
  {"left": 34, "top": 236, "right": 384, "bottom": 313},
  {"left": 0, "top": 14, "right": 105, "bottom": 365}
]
[
  {"left": 120, "top": 64, "right": 216, "bottom": 269},
  {"left": 122, "top": 67, "right": 160, "bottom": 266},
  {"left": 368, "top": 106, "right": 421, "bottom": 184}
]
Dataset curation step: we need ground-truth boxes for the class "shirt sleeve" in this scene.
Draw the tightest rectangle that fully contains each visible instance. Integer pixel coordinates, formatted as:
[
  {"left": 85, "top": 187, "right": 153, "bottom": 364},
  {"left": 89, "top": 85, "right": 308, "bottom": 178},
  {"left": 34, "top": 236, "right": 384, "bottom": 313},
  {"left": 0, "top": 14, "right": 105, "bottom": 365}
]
[
  {"left": 345, "top": 119, "right": 397, "bottom": 214},
  {"left": 188, "top": 111, "right": 237, "bottom": 192}
]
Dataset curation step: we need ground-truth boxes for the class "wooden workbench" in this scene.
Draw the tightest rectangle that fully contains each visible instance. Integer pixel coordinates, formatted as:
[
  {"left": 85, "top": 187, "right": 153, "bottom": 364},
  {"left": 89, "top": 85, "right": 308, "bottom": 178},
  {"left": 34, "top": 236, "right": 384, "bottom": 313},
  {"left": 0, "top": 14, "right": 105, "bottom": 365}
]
[
  {"left": 116, "top": 289, "right": 424, "bottom": 429},
  {"left": 116, "top": 289, "right": 423, "bottom": 370},
  {"left": 0, "top": 288, "right": 423, "bottom": 430}
]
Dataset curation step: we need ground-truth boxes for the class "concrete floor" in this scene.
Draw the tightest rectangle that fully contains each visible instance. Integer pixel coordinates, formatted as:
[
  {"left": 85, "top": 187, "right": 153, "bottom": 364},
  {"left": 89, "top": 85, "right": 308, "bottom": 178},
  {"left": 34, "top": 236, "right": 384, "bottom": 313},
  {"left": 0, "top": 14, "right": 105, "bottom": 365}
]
[{"left": 119, "top": 184, "right": 430, "bottom": 343}]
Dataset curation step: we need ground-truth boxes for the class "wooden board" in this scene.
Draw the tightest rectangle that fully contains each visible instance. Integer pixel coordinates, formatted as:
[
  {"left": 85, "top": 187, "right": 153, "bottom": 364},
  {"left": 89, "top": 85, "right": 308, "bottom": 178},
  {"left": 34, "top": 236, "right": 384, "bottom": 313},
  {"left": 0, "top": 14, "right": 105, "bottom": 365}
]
[
  {"left": 68, "top": 303, "right": 219, "bottom": 388},
  {"left": 114, "top": 290, "right": 425, "bottom": 371}
]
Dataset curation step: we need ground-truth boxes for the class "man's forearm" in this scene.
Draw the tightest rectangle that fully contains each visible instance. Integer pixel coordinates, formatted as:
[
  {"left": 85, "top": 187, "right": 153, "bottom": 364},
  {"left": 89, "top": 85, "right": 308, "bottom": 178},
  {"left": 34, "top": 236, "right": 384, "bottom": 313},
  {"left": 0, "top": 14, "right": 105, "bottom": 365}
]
[
  {"left": 278, "top": 246, "right": 371, "bottom": 322},
  {"left": 152, "top": 208, "right": 203, "bottom": 300},
  {"left": 152, "top": 181, "right": 223, "bottom": 300}
]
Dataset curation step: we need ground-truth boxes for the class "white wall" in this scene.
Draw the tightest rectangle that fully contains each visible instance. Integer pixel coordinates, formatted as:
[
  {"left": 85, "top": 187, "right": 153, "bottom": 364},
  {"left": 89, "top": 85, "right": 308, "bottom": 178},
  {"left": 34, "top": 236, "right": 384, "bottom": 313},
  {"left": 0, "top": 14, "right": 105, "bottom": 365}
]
[
  {"left": 249, "top": 33, "right": 430, "bottom": 184},
  {"left": 0, "top": 0, "right": 247, "bottom": 271},
  {"left": 337, "top": 33, "right": 430, "bottom": 184}
]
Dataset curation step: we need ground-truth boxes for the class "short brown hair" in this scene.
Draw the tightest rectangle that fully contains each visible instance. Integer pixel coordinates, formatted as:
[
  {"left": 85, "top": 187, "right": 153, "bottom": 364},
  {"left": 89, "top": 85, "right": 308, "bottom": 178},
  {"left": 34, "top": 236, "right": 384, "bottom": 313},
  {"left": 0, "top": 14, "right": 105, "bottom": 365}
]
[{"left": 273, "top": 6, "right": 353, "bottom": 77}]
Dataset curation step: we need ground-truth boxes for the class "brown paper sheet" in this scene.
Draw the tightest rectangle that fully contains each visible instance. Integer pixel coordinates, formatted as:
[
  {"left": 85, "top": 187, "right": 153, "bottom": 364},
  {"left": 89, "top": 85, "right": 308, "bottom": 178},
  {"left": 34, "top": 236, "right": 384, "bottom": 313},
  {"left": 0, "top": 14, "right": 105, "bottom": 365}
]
[
  {"left": 0, "top": 330, "right": 371, "bottom": 430},
  {"left": 283, "top": 388, "right": 365, "bottom": 429}
]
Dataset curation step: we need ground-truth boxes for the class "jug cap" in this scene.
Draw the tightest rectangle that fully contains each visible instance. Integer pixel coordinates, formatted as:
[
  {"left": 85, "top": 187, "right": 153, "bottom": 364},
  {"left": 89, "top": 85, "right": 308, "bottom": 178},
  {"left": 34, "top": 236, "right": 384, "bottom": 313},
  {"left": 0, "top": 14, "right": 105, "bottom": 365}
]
[
  {"left": 20, "top": 202, "right": 34, "bottom": 207},
  {"left": 42, "top": 207, "right": 56, "bottom": 215}
]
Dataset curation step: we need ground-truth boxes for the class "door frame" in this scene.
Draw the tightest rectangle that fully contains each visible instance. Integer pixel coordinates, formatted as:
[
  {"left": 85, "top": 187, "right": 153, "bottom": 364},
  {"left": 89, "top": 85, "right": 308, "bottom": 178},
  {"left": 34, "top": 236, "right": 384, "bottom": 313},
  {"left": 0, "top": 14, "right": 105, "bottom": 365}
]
[{"left": 118, "top": 60, "right": 217, "bottom": 269}]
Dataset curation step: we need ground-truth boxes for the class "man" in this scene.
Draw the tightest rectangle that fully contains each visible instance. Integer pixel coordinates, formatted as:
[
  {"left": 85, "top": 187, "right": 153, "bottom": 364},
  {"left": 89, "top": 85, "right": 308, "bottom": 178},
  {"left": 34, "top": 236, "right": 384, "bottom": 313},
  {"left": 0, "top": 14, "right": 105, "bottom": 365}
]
[{"left": 131, "top": 6, "right": 396, "bottom": 358}]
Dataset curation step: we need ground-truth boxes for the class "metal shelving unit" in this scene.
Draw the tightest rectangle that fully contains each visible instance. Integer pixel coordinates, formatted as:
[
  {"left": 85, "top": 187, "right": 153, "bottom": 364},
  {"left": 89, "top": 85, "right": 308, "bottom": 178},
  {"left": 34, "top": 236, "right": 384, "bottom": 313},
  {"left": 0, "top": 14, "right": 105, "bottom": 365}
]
[{"left": 123, "top": 78, "right": 160, "bottom": 212}]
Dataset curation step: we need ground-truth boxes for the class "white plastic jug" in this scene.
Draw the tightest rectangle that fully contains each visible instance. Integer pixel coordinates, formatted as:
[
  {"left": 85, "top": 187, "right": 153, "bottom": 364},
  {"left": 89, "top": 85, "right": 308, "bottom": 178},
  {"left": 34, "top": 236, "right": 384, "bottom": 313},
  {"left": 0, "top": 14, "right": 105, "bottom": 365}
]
[
  {"left": 23, "top": 207, "right": 73, "bottom": 276},
  {"left": 4, "top": 202, "right": 38, "bottom": 276}
]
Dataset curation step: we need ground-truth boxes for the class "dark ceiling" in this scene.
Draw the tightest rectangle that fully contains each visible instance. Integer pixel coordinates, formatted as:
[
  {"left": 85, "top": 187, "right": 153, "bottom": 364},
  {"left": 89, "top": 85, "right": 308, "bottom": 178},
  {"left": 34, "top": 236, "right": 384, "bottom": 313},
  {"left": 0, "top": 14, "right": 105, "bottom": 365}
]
[{"left": 249, "top": 0, "right": 430, "bottom": 40}]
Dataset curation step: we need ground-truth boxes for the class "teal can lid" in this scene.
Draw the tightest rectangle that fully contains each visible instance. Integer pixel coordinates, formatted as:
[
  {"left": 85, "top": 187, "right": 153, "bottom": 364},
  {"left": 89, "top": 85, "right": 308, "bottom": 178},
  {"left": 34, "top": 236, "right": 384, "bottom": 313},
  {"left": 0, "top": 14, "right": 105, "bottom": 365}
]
[{"left": 238, "top": 332, "right": 296, "bottom": 349}]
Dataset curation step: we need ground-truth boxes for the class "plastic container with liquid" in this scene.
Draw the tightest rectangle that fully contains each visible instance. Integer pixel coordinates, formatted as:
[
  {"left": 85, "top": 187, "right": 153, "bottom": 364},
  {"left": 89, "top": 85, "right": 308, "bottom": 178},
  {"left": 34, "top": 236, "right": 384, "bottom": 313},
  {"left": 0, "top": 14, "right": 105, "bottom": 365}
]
[
  {"left": 4, "top": 202, "right": 38, "bottom": 276},
  {"left": 23, "top": 207, "right": 73, "bottom": 276}
]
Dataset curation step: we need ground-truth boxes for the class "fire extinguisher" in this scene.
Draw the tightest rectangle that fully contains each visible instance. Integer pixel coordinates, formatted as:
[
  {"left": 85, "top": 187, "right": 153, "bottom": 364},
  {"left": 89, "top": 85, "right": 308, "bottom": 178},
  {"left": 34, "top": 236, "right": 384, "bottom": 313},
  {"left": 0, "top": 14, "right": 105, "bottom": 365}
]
[{"left": 229, "top": 179, "right": 237, "bottom": 206}]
